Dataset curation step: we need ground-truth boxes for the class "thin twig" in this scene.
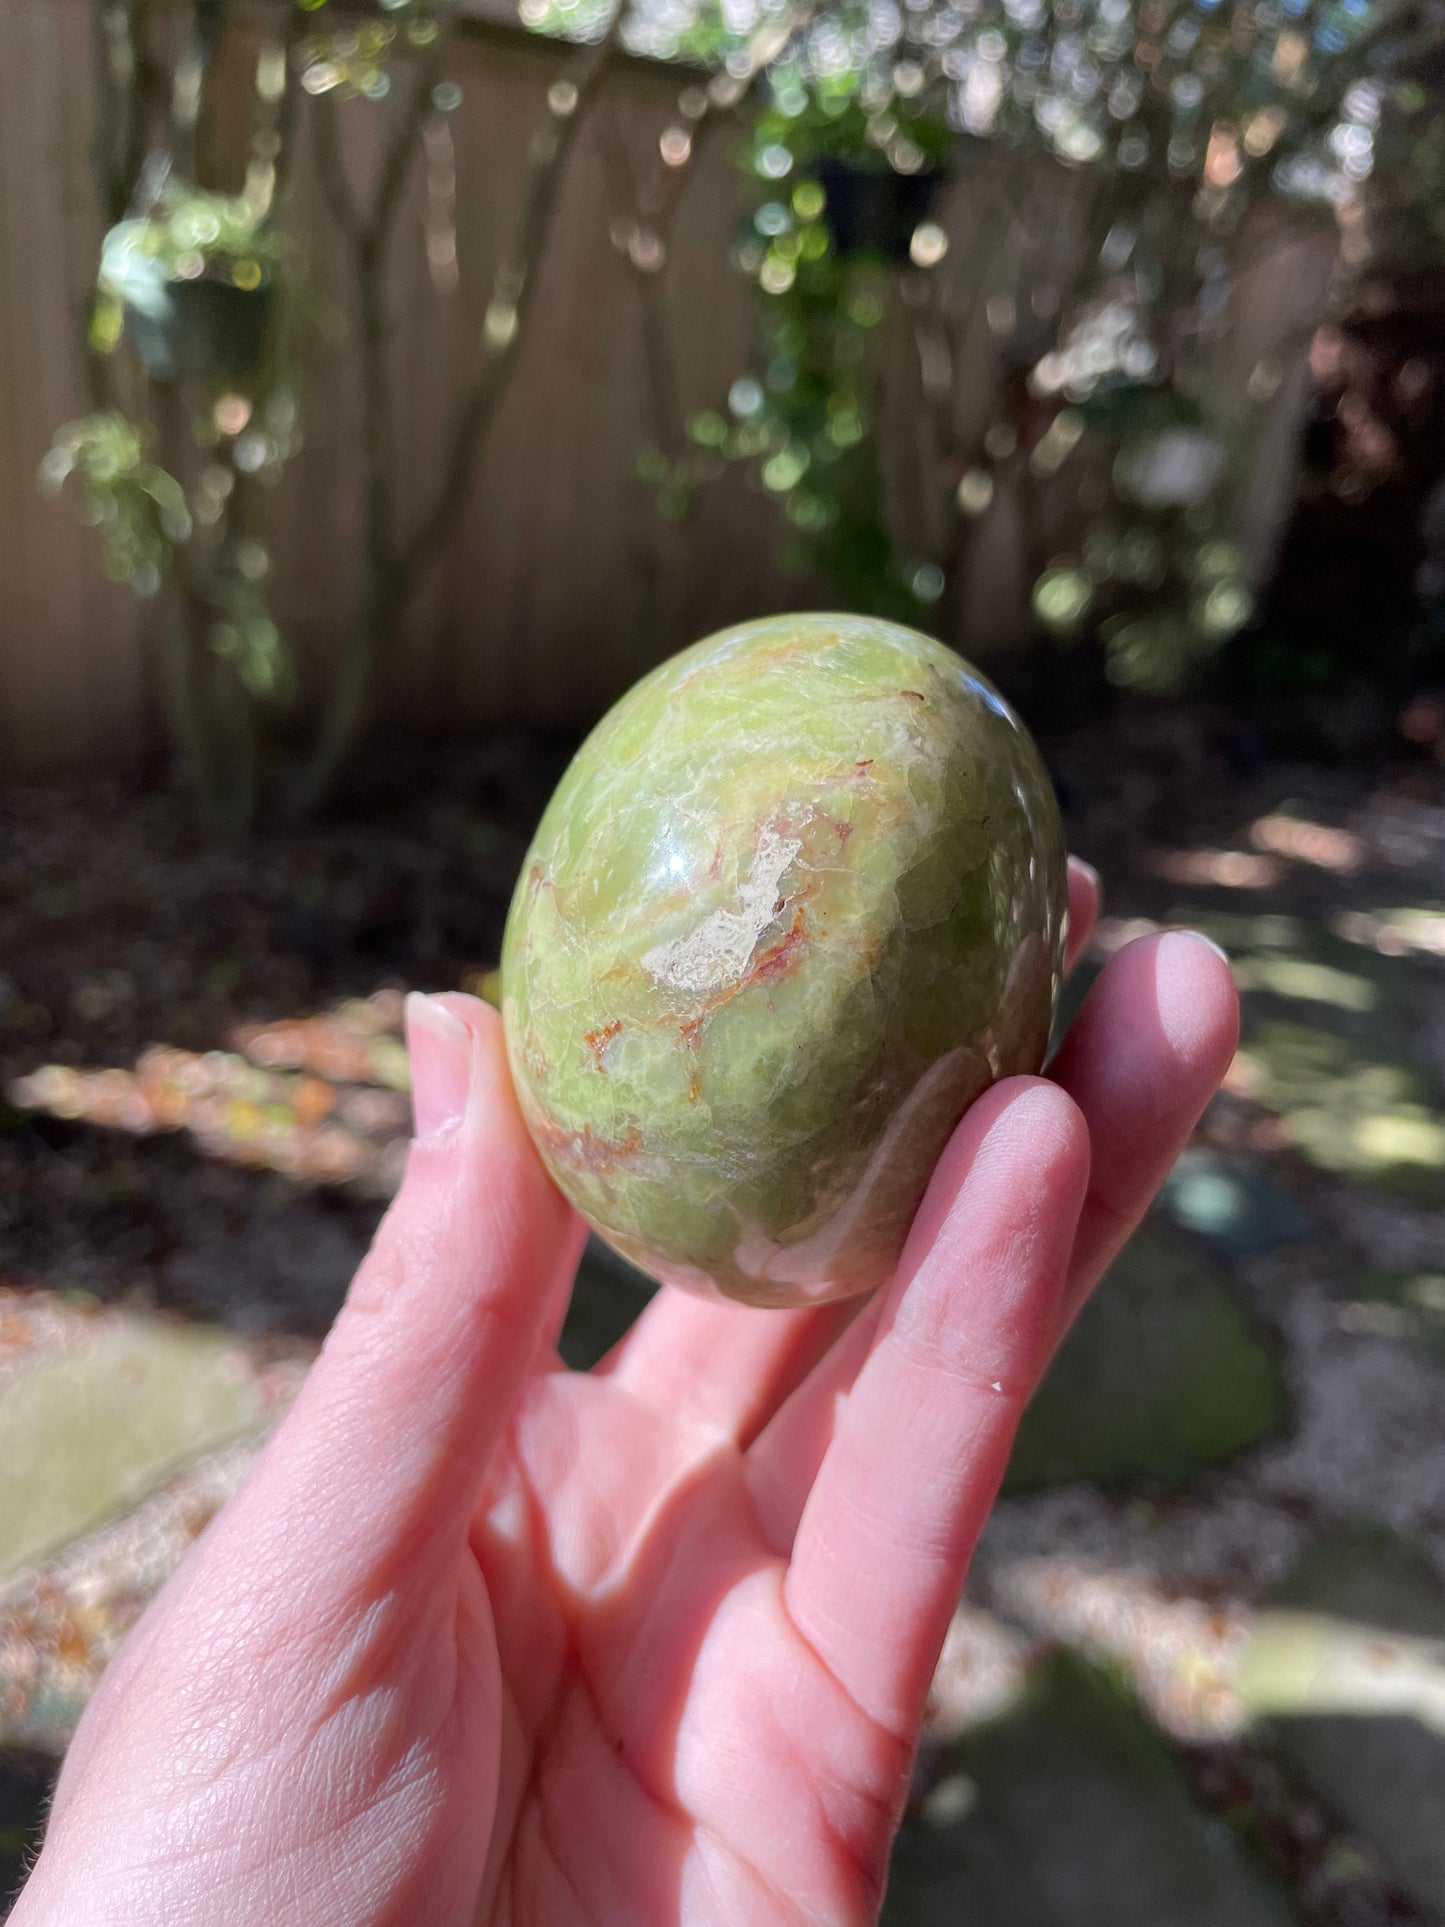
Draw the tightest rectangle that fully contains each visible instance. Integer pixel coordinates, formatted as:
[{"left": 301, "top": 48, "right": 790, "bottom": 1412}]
[
  {"left": 266, "top": 2, "right": 310, "bottom": 208},
  {"left": 399, "top": 4, "right": 628, "bottom": 583},
  {"left": 598, "top": 6, "right": 814, "bottom": 477},
  {"left": 354, "top": 47, "right": 447, "bottom": 574},
  {"left": 311, "top": 88, "right": 364, "bottom": 242},
  {"left": 169, "top": 0, "right": 228, "bottom": 180},
  {"left": 366, "top": 49, "right": 446, "bottom": 252}
]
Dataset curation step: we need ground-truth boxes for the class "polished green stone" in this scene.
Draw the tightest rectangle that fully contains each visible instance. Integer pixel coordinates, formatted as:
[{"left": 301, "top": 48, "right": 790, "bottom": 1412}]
[{"left": 501, "top": 614, "right": 1067, "bottom": 1308}]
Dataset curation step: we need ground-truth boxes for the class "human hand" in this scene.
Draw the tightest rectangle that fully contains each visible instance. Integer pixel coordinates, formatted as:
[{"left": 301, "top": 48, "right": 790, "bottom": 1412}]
[{"left": 13, "top": 862, "right": 1237, "bottom": 1926}]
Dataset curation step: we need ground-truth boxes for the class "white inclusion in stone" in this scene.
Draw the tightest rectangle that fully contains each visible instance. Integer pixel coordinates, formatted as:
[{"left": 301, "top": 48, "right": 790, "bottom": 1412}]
[{"left": 642, "top": 820, "right": 801, "bottom": 994}]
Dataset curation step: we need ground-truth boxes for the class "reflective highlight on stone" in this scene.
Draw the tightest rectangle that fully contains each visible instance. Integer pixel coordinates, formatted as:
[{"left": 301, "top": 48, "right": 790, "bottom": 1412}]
[{"left": 502, "top": 615, "right": 1067, "bottom": 1308}]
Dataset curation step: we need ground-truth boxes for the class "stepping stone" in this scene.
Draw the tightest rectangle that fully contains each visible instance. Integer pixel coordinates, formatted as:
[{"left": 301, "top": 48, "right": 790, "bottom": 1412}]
[
  {"left": 1231, "top": 1019, "right": 1445, "bottom": 1206},
  {"left": 1005, "top": 1225, "right": 1287, "bottom": 1493},
  {"left": 1159, "top": 1151, "right": 1313, "bottom": 1261},
  {"left": 885, "top": 1653, "right": 1295, "bottom": 1926},
  {"left": 1238, "top": 1526, "right": 1445, "bottom": 1914},
  {"left": 1, "top": 1442, "right": 261, "bottom": 1750},
  {"left": 1338, "top": 1268, "right": 1445, "bottom": 1361},
  {"left": 0, "top": 1309, "right": 272, "bottom": 1576}
]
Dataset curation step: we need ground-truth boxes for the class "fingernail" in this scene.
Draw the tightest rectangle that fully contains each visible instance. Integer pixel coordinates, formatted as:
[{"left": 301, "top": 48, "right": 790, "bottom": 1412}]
[
  {"left": 1180, "top": 929, "right": 1231, "bottom": 966},
  {"left": 1071, "top": 857, "right": 1100, "bottom": 889},
  {"left": 405, "top": 993, "right": 473, "bottom": 1140}
]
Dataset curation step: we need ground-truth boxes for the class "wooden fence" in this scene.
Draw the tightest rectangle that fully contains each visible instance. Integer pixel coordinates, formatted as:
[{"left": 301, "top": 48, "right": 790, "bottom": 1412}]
[{"left": 0, "top": 1, "right": 1336, "bottom": 780}]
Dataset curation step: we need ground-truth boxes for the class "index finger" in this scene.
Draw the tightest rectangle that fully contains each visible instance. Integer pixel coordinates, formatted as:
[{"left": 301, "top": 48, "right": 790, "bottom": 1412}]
[{"left": 218, "top": 994, "right": 583, "bottom": 1606}]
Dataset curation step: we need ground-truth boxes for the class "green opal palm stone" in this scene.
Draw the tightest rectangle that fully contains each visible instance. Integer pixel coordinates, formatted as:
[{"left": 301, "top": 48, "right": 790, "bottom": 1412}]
[{"left": 501, "top": 615, "right": 1067, "bottom": 1308}]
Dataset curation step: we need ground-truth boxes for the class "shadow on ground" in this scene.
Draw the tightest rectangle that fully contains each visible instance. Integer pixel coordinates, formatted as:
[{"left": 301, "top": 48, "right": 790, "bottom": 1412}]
[{"left": 4, "top": 716, "right": 1445, "bottom": 1924}]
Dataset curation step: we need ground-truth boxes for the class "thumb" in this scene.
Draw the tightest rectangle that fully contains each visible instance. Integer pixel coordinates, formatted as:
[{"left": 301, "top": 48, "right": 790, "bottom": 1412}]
[
  {"left": 27, "top": 1000, "right": 580, "bottom": 1917},
  {"left": 219, "top": 992, "right": 583, "bottom": 1603}
]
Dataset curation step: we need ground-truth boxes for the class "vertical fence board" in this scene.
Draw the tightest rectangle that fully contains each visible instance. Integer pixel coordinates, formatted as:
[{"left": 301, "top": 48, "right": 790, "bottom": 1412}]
[{"left": 0, "top": 0, "right": 149, "bottom": 777}]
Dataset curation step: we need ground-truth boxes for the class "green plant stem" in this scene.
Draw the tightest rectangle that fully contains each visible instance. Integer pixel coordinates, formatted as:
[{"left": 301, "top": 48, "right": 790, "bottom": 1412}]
[
  {"left": 209, "top": 648, "right": 261, "bottom": 834},
  {"left": 86, "top": 0, "right": 166, "bottom": 407},
  {"left": 310, "top": 85, "right": 364, "bottom": 244},
  {"left": 93, "top": 0, "right": 168, "bottom": 224},
  {"left": 254, "top": 2, "right": 308, "bottom": 211},
  {"left": 151, "top": 383, "right": 228, "bottom": 817},
  {"left": 598, "top": 6, "right": 814, "bottom": 651},
  {"left": 294, "top": 576, "right": 404, "bottom": 822},
  {"left": 925, "top": 158, "right": 1027, "bottom": 652},
  {"left": 159, "top": 589, "right": 224, "bottom": 819},
  {"left": 291, "top": 186, "right": 404, "bottom": 820}
]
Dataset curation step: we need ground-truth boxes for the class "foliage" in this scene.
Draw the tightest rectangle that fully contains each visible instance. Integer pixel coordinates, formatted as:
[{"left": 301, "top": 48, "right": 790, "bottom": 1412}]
[
  {"left": 649, "top": 177, "right": 948, "bottom": 621},
  {"left": 46, "top": 0, "right": 620, "bottom": 827},
  {"left": 294, "top": 7, "right": 449, "bottom": 97},
  {"left": 103, "top": 182, "right": 282, "bottom": 284},
  {"left": 1026, "top": 377, "right": 1261, "bottom": 688},
  {"left": 739, "top": 61, "right": 957, "bottom": 178},
  {"left": 42, "top": 0, "right": 312, "bottom": 827},
  {"left": 615, "top": 0, "right": 1443, "bottom": 687},
  {"left": 1353, "top": 40, "right": 1445, "bottom": 275},
  {"left": 44, "top": 397, "right": 298, "bottom": 711},
  {"left": 40, "top": 413, "right": 190, "bottom": 597}
]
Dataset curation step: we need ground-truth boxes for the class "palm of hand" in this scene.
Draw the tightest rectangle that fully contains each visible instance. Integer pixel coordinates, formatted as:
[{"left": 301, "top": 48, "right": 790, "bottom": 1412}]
[{"left": 475, "top": 1362, "right": 901, "bottom": 1924}]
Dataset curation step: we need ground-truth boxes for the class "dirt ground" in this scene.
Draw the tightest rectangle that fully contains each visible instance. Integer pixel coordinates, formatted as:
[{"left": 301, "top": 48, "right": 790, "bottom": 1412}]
[{"left": 3, "top": 704, "right": 1445, "bottom": 1923}]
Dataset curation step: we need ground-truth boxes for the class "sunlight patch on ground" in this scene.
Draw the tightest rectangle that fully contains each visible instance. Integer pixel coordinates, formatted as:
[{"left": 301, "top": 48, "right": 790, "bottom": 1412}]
[
  {"left": 1152, "top": 849, "right": 1283, "bottom": 889},
  {"left": 1237, "top": 1529, "right": 1445, "bottom": 1912},
  {"left": 7, "top": 992, "right": 413, "bottom": 1195},
  {"left": 0, "top": 1310, "right": 286, "bottom": 1578},
  {"left": 986, "top": 1555, "right": 1250, "bottom": 1741},
  {"left": 1334, "top": 905, "right": 1445, "bottom": 960},
  {"left": 1223, "top": 1023, "right": 1445, "bottom": 1199},
  {"left": 1249, "top": 814, "right": 1366, "bottom": 874},
  {"left": 890, "top": 1652, "right": 1299, "bottom": 1927},
  {"left": 1239, "top": 1613, "right": 1445, "bottom": 1734},
  {"left": 1229, "top": 954, "right": 1379, "bottom": 1011},
  {"left": 0, "top": 1441, "right": 263, "bottom": 1750},
  {"left": 925, "top": 1605, "right": 1036, "bottom": 1743}
]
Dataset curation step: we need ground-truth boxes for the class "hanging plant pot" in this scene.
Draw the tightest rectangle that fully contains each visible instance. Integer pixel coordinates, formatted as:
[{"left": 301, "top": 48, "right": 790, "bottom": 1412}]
[
  {"left": 124, "top": 276, "right": 274, "bottom": 385},
  {"left": 812, "top": 159, "right": 947, "bottom": 264},
  {"left": 101, "top": 220, "right": 275, "bottom": 385}
]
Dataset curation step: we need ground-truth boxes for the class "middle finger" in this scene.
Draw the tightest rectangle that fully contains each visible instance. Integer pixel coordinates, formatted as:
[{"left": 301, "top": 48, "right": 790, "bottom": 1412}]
[{"left": 595, "top": 855, "right": 1103, "bottom": 1445}]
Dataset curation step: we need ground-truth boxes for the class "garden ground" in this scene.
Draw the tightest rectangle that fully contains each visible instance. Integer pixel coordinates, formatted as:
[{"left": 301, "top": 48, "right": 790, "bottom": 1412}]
[{"left": 2, "top": 705, "right": 1444, "bottom": 1924}]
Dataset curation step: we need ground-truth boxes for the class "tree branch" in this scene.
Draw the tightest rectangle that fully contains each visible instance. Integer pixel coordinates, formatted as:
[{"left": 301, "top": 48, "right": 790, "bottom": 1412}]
[
  {"left": 263, "top": 1, "right": 310, "bottom": 209},
  {"left": 399, "top": 4, "right": 628, "bottom": 584},
  {"left": 366, "top": 48, "right": 444, "bottom": 252},
  {"left": 599, "top": 2, "right": 815, "bottom": 469},
  {"left": 311, "top": 88, "right": 364, "bottom": 243}
]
